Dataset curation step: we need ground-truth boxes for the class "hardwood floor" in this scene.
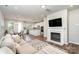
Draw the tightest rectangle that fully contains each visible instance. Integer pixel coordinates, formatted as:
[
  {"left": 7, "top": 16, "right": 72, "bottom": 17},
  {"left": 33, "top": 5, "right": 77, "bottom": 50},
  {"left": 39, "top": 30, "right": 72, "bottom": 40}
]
[
  {"left": 29, "top": 34, "right": 79, "bottom": 54},
  {"left": 63, "top": 43, "right": 79, "bottom": 54},
  {"left": 32, "top": 35, "right": 47, "bottom": 41},
  {"left": 47, "top": 41, "right": 79, "bottom": 54}
]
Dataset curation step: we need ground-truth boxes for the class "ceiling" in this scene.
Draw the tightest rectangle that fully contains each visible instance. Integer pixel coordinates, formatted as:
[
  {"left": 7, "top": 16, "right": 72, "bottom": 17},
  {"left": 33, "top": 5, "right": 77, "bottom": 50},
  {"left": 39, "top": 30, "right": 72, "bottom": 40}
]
[{"left": 0, "top": 5, "right": 79, "bottom": 23}]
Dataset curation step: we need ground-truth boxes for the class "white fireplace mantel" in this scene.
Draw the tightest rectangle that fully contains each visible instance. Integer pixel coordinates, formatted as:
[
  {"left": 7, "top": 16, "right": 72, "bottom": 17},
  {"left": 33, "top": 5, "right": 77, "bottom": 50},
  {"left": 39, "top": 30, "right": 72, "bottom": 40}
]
[{"left": 47, "top": 28, "right": 65, "bottom": 45}]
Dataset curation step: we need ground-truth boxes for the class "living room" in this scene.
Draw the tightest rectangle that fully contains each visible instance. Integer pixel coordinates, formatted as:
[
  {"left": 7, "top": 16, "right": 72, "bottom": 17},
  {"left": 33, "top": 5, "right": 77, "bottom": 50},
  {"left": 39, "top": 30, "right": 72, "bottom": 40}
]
[{"left": 0, "top": 5, "right": 79, "bottom": 54}]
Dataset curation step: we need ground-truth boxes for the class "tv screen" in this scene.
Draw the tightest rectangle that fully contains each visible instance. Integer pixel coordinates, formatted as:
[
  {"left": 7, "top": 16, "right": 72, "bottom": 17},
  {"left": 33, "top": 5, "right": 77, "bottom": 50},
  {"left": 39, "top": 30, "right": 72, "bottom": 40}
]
[{"left": 49, "top": 18, "right": 62, "bottom": 27}]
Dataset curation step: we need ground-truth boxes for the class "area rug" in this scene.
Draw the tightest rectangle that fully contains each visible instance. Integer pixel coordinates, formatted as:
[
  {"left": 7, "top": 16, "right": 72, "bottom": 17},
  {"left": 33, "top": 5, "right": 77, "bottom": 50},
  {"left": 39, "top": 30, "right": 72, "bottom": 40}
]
[{"left": 26, "top": 39, "right": 49, "bottom": 51}]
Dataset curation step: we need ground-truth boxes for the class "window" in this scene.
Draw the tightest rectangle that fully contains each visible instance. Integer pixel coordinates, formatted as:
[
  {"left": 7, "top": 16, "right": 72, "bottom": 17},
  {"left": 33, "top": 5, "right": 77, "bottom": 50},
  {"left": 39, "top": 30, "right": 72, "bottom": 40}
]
[
  {"left": 8, "top": 21, "right": 14, "bottom": 34},
  {"left": 18, "top": 22, "right": 22, "bottom": 33},
  {"left": 7, "top": 21, "right": 22, "bottom": 34}
]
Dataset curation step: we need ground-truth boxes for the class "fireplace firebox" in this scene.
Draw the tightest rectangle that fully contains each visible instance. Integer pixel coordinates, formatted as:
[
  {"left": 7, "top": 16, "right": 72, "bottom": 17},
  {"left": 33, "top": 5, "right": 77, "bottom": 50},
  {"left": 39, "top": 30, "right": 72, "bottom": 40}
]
[{"left": 51, "top": 32, "right": 60, "bottom": 42}]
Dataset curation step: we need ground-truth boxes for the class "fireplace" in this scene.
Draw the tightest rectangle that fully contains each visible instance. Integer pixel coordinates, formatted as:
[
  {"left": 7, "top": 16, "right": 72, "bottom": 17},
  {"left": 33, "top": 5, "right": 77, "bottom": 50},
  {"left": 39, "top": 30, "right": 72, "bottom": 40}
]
[
  {"left": 51, "top": 32, "right": 60, "bottom": 42},
  {"left": 47, "top": 28, "right": 67, "bottom": 45}
]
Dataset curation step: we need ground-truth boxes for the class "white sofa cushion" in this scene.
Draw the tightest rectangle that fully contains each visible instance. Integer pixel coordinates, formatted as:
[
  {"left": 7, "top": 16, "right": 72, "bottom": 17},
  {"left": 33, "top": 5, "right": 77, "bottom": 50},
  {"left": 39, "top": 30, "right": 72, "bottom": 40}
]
[
  {"left": 5, "top": 34, "right": 12, "bottom": 39},
  {"left": 0, "top": 34, "right": 13, "bottom": 47},
  {"left": 19, "top": 39, "right": 26, "bottom": 45},
  {"left": 12, "top": 35, "right": 21, "bottom": 43},
  {"left": 16, "top": 43, "right": 37, "bottom": 54},
  {"left": 0, "top": 37, "right": 5, "bottom": 48},
  {"left": 1, "top": 38, "right": 16, "bottom": 53},
  {"left": 0, "top": 47, "right": 14, "bottom": 54}
]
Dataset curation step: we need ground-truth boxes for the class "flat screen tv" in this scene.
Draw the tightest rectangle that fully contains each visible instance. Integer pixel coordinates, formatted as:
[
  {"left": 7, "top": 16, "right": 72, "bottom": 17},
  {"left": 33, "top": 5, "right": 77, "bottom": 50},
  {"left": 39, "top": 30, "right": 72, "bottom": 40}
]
[{"left": 49, "top": 18, "right": 62, "bottom": 27}]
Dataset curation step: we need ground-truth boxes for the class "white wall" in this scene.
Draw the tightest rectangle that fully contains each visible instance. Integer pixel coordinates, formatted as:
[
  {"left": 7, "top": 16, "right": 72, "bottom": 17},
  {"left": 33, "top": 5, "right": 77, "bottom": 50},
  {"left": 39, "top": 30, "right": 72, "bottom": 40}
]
[
  {"left": 44, "top": 9, "right": 68, "bottom": 45},
  {"left": 44, "top": 17, "right": 48, "bottom": 37},
  {"left": 0, "top": 10, "right": 4, "bottom": 39},
  {"left": 33, "top": 22, "right": 44, "bottom": 27},
  {"left": 69, "top": 9, "right": 79, "bottom": 45},
  {"left": 22, "top": 22, "right": 32, "bottom": 29},
  {"left": 31, "top": 22, "right": 44, "bottom": 30}
]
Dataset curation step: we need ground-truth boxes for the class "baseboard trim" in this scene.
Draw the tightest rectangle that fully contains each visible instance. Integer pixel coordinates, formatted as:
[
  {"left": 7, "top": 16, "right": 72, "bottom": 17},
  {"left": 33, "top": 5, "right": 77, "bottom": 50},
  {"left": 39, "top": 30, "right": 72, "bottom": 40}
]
[{"left": 69, "top": 41, "right": 79, "bottom": 45}]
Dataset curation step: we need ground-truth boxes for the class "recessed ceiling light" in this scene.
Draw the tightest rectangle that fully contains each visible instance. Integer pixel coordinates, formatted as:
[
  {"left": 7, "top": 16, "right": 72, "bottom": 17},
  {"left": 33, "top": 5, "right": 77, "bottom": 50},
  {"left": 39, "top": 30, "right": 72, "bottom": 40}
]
[{"left": 41, "top": 5, "right": 46, "bottom": 8}]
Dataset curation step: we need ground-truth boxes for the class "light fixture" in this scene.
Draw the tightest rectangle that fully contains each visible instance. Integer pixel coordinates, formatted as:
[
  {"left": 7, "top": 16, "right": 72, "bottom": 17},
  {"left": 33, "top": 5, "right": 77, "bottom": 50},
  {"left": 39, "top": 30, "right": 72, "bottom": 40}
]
[{"left": 41, "top": 5, "right": 46, "bottom": 8}]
